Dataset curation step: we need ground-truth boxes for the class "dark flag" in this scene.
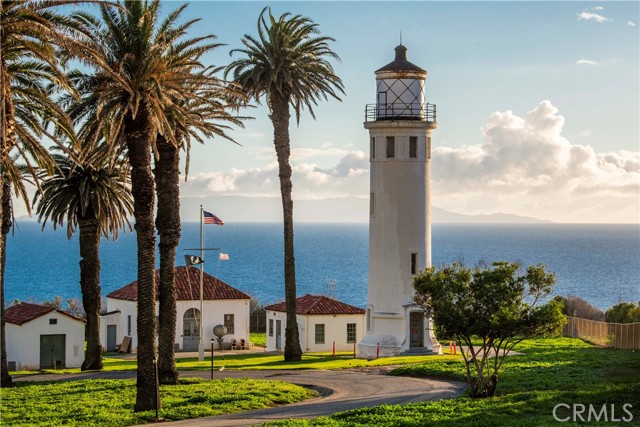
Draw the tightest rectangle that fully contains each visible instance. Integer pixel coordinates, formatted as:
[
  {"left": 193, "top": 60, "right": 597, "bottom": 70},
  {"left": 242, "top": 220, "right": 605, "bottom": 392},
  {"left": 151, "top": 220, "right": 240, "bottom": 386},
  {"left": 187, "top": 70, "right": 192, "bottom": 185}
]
[
  {"left": 203, "top": 210, "right": 224, "bottom": 226},
  {"left": 184, "top": 255, "right": 204, "bottom": 266}
]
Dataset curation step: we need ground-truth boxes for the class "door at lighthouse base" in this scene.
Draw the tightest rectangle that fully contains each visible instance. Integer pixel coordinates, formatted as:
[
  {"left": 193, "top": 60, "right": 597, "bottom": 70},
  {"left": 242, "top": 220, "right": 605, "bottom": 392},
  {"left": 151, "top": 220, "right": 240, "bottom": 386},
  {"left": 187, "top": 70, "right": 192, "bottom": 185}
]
[{"left": 410, "top": 312, "right": 424, "bottom": 347}]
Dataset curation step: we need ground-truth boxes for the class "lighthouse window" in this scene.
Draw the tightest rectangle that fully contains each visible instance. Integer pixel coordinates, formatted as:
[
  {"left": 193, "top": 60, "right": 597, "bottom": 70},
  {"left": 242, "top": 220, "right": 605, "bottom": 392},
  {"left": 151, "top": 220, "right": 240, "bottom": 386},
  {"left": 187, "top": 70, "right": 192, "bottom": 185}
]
[
  {"left": 386, "top": 137, "right": 395, "bottom": 158},
  {"left": 411, "top": 252, "right": 418, "bottom": 275},
  {"left": 409, "top": 137, "right": 417, "bottom": 158},
  {"left": 370, "top": 193, "right": 375, "bottom": 216},
  {"left": 427, "top": 137, "right": 432, "bottom": 159},
  {"left": 371, "top": 137, "right": 375, "bottom": 158}
]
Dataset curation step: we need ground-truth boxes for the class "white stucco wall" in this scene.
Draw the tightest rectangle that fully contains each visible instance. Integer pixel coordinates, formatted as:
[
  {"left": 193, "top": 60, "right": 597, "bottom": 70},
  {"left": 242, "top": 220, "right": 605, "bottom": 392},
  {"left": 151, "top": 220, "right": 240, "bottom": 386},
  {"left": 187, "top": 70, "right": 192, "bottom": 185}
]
[
  {"left": 304, "top": 314, "right": 365, "bottom": 353},
  {"left": 6, "top": 311, "right": 85, "bottom": 370},
  {"left": 100, "top": 298, "right": 137, "bottom": 351},
  {"left": 101, "top": 297, "right": 250, "bottom": 352},
  {"left": 176, "top": 299, "right": 250, "bottom": 351},
  {"left": 265, "top": 310, "right": 288, "bottom": 352},
  {"left": 266, "top": 311, "right": 365, "bottom": 353}
]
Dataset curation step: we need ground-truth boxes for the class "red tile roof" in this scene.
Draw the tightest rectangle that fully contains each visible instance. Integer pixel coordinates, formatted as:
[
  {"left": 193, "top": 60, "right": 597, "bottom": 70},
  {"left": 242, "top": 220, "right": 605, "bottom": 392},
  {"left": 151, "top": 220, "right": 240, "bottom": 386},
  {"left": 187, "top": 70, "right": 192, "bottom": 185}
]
[
  {"left": 265, "top": 294, "right": 366, "bottom": 315},
  {"left": 107, "top": 266, "right": 250, "bottom": 302},
  {"left": 5, "top": 302, "right": 85, "bottom": 326}
]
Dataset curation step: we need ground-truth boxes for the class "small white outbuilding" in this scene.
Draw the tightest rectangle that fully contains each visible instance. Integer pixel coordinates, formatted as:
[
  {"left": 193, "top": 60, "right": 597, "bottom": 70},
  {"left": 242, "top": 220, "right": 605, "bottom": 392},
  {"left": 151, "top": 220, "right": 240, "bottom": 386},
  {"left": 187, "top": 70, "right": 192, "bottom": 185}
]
[
  {"left": 5, "top": 302, "right": 86, "bottom": 370},
  {"left": 100, "top": 266, "right": 251, "bottom": 352},
  {"left": 264, "top": 294, "right": 365, "bottom": 353}
]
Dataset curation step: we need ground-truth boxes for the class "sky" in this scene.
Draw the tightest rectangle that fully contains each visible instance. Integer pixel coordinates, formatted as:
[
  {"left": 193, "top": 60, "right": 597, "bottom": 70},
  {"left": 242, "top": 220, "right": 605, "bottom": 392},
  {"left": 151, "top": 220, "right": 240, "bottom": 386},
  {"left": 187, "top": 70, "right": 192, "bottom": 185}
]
[{"left": 14, "top": 1, "right": 640, "bottom": 223}]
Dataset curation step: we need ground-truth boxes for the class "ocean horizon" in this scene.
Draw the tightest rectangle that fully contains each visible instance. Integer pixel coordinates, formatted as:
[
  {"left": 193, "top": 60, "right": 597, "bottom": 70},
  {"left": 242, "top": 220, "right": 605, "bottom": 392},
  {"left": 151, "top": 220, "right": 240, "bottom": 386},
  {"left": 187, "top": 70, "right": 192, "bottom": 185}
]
[{"left": 4, "top": 222, "right": 639, "bottom": 311}]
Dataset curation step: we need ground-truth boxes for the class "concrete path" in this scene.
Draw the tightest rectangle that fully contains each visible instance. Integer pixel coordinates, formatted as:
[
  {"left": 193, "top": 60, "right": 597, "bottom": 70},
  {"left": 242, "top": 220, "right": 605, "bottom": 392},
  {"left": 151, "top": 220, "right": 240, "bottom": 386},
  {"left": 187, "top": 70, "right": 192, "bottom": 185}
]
[{"left": 15, "top": 367, "right": 466, "bottom": 427}]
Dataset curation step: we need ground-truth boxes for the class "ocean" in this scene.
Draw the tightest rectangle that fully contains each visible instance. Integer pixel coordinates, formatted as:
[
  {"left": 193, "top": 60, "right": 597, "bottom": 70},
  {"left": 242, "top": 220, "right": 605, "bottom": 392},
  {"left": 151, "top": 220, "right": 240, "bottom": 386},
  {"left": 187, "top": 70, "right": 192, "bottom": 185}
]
[{"left": 4, "top": 222, "right": 639, "bottom": 311}]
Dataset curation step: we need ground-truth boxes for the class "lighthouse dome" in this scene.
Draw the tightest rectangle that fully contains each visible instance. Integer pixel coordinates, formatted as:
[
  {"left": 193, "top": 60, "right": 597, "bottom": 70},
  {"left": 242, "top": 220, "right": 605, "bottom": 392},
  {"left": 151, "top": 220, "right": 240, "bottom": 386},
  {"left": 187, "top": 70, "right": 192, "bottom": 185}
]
[{"left": 376, "top": 45, "right": 426, "bottom": 73}]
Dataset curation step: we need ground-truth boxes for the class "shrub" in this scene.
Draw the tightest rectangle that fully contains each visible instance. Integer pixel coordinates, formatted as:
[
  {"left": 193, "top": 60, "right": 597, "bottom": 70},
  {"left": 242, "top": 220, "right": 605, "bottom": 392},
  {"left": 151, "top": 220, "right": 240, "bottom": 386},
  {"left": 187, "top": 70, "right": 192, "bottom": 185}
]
[{"left": 605, "top": 301, "right": 640, "bottom": 323}]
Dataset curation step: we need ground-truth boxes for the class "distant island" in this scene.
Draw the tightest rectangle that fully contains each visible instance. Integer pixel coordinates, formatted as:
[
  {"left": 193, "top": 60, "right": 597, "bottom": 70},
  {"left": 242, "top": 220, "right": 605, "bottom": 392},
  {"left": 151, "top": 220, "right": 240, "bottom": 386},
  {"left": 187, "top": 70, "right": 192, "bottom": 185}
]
[
  {"left": 16, "top": 195, "right": 551, "bottom": 224},
  {"left": 177, "top": 196, "right": 552, "bottom": 224}
]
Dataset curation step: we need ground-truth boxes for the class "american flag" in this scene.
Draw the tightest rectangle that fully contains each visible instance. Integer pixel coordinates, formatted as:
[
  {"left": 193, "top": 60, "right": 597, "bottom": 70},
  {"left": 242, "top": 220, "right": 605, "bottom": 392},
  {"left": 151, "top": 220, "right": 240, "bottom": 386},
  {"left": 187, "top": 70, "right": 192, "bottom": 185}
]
[{"left": 203, "top": 211, "right": 224, "bottom": 226}]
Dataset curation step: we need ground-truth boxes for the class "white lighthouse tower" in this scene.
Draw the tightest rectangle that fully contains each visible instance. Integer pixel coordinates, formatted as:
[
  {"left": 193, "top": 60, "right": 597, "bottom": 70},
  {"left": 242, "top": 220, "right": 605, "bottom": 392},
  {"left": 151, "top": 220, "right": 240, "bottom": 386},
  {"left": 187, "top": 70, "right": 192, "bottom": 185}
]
[{"left": 358, "top": 44, "right": 440, "bottom": 357}]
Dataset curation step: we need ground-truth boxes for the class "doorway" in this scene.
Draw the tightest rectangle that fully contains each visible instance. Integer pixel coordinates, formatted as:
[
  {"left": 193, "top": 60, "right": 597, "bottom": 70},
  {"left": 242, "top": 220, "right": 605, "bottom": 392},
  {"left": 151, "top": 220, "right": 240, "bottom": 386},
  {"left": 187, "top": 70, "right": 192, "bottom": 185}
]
[
  {"left": 409, "top": 312, "right": 424, "bottom": 347},
  {"left": 183, "top": 308, "right": 201, "bottom": 351},
  {"left": 275, "top": 320, "right": 282, "bottom": 350},
  {"left": 40, "top": 334, "right": 65, "bottom": 368},
  {"left": 106, "top": 325, "right": 117, "bottom": 352},
  {"left": 377, "top": 91, "right": 388, "bottom": 119}
]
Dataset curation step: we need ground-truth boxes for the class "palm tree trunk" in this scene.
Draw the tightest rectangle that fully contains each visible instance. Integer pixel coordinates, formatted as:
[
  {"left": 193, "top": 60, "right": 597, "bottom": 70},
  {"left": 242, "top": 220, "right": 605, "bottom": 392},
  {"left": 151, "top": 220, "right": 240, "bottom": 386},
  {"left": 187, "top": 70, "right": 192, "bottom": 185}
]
[
  {"left": 78, "top": 214, "right": 103, "bottom": 371},
  {"left": 1, "top": 182, "right": 12, "bottom": 386},
  {"left": 1, "top": 77, "right": 16, "bottom": 386},
  {"left": 154, "top": 134, "right": 180, "bottom": 385},
  {"left": 269, "top": 93, "right": 302, "bottom": 361},
  {"left": 125, "top": 111, "right": 159, "bottom": 412}
]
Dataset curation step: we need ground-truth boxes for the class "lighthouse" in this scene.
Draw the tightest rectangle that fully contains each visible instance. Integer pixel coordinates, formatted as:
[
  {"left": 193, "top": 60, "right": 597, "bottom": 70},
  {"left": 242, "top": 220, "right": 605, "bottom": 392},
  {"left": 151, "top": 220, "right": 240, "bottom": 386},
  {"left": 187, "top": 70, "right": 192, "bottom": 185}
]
[{"left": 358, "top": 44, "right": 440, "bottom": 357}]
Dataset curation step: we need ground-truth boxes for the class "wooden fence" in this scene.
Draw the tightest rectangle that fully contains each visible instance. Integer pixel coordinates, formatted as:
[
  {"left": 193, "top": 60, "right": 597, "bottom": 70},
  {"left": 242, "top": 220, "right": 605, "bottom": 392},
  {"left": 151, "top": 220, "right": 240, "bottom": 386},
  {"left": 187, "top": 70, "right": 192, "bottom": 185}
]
[
  {"left": 564, "top": 316, "right": 640, "bottom": 350},
  {"left": 250, "top": 312, "right": 266, "bottom": 333}
]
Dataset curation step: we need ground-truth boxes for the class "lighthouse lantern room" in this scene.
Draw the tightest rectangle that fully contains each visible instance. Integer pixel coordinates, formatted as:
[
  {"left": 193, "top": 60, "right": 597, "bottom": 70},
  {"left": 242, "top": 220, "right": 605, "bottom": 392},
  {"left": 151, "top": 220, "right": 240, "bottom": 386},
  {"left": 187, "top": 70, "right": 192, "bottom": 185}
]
[{"left": 358, "top": 44, "right": 441, "bottom": 358}]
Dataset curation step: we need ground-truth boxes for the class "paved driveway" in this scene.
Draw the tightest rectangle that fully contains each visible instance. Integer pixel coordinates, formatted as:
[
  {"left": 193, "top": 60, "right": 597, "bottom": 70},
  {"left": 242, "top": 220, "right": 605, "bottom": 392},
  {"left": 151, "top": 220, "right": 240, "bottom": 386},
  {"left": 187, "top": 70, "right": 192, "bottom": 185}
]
[{"left": 15, "top": 367, "right": 466, "bottom": 427}]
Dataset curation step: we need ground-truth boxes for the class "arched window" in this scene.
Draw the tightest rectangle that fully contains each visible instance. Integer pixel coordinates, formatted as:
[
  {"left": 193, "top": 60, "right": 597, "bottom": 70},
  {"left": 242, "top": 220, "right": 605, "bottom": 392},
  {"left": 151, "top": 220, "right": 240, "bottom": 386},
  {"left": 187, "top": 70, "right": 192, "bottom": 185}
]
[{"left": 183, "top": 308, "right": 200, "bottom": 337}]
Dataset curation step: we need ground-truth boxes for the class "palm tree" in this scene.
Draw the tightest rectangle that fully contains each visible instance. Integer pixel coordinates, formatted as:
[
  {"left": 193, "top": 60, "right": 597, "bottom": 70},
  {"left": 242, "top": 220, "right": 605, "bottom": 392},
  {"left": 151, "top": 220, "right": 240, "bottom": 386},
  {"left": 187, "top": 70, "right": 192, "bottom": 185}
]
[
  {"left": 226, "top": 7, "right": 344, "bottom": 361},
  {"left": 65, "top": 0, "right": 229, "bottom": 409},
  {"left": 0, "top": 0, "right": 86, "bottom": 386},
  {"left": 154, "top": 78, "right": 246, "bottom": 385},
  {"left": 0, "top": 158, "right": 29, "bottom": 387},
  {"left": 33, "top": 148, "right": 133, "bottom": 371},
  {"left": 0, "top": 178, "right": 10, "bottom": 387}
]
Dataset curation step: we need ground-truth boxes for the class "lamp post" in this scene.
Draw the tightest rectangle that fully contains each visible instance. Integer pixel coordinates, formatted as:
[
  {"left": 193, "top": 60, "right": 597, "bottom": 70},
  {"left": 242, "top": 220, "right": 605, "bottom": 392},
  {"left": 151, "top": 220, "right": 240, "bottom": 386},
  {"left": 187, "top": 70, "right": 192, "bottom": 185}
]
[{"left": 211, "top": 338, "right": 219, "bottom": 379}]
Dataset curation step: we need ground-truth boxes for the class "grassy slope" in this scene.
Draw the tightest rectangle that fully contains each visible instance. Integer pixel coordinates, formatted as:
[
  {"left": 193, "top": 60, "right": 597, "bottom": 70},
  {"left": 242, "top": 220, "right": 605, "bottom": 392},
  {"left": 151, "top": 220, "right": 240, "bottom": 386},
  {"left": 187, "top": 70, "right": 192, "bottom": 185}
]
[
  {"left": 1, "top": 378, "right": 315, "bottom": 427},
  {"left": 263, "top": 338, "right": 640, "bottom": 427}
]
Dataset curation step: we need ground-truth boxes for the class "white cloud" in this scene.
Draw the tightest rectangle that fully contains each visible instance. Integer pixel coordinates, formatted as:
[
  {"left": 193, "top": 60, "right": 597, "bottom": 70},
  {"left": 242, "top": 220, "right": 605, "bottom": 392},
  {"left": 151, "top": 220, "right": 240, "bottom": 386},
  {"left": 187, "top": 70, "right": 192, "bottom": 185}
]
[
  {"left": 178, "top": 101, "right": 639, "bottom": 223},
  {"left": 431, "top": 101, "right": 639, "bottom": 223},
  {"left": 576, "top": 59, "right": 598, "bottom": 65},
  {"left": 180, "top": 150, "right": 370, "bottom": 200},
  {"left": 592, "top": 6, "right": 604, "bottom": 11},
  {"left": 577, "top": 12, "right": 610, "bottom": 23},
  {"left": 628, "top": 21, "right": 636, "bottom": 27},
  {"left": 291, "top": 145, "right": 350, "bottom": 162},
  {"left": 575, "top": 130, "right": 593, "bottom": 138}
]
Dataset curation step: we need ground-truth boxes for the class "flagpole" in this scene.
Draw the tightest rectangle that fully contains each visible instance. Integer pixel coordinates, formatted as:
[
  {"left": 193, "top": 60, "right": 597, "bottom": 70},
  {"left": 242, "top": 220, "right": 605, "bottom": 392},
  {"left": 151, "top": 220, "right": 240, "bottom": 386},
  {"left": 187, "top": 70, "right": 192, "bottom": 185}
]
[{"left": 198, "top": 205, "right": 205, "bottom": 361}]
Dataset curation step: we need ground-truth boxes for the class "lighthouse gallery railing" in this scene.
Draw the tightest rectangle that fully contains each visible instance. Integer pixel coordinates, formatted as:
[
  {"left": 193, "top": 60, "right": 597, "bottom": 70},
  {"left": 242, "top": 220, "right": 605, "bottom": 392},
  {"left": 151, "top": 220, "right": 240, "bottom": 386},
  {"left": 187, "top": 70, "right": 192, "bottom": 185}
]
[{"left": 365, "top": 103, "right": 436, "bottom": 122}]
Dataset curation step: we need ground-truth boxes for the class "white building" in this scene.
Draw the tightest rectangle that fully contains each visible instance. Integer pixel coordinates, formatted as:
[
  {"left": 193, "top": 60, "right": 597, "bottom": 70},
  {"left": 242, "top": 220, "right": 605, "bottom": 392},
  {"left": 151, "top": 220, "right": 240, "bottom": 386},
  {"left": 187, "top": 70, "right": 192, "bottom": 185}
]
[
  {"left": 264, "top": 294, "right": 365, "bottom": 353},
  {"left": 100, "top": 266, "right": 251, "bottom": 352},
  {"left": 358, "top": 44, "right": 441, "bottom": 358},
  {"left": 5, "top": 302, "right": 85, "bottom": 370}
]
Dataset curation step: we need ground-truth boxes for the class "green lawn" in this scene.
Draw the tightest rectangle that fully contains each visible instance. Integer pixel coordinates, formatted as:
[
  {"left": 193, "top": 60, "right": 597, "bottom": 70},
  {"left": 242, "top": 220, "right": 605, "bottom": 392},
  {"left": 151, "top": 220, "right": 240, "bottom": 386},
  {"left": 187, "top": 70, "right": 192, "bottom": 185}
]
[
  {"left": 11, "top": 352, "right": 456, "bottom": 375},
  {"left": 1, "top": 377, "right": 315, "bottom": 427},
  {"left": 8, "top": 337, "right": 638, "bottom": 427},
  {"left": 262, "top": 338, "right": 640, "bottom": 427},
  {"left": 251, "top": 332, "right": 267, "bottom": 347}
]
